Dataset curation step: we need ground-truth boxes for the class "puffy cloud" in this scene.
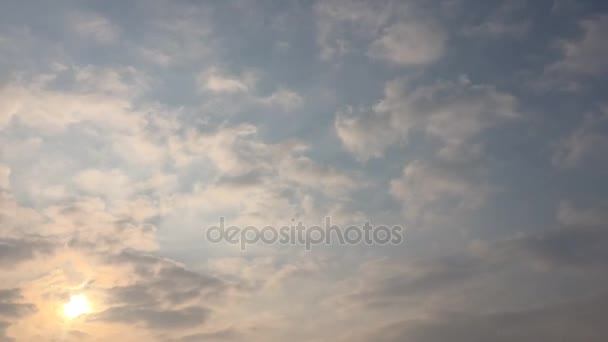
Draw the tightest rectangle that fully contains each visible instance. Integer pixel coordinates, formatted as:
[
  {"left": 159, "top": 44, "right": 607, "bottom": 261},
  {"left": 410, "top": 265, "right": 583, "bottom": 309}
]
[
  {"left": 197, "top": 68, "right": 303, "bottom": 111},
  {"left": 198, "top": 68, "right": 256, "bottom": 94},
  {"left": 336, "top": 76, "right": 519, "bottom": 161},
  {"left": 0, "top": 68, "right": 148, "bottom": 133},
  {"left": 257, "top": 88, "right": 303, "bottom": 111},
  {"left": 368, "top": 21, "right": 446, "bottom": 66},
  {"left": 390, "top": 160, "right": 493, "bottom": 223},
  {"left": 68, "top": 11, "right": 120, "bottom": 44},
  {"left": 315, "top": 0, "right": 446, "bottom": 65},
  {"left": 314, "top": 0, "right": 391, "bottom": 60}
]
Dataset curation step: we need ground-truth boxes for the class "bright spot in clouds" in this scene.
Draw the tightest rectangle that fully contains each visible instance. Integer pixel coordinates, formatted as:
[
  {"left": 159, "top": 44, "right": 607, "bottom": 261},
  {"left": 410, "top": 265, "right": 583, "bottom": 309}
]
[{"left": 63, "top": 295, "right": 91, "bottom": 319}]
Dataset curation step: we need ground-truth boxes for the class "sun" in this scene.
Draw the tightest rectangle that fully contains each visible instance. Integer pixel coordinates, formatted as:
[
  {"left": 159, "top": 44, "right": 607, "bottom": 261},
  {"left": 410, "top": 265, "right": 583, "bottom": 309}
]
[{"left": 63, "top": 295, "right": 91, "bottom": 319}]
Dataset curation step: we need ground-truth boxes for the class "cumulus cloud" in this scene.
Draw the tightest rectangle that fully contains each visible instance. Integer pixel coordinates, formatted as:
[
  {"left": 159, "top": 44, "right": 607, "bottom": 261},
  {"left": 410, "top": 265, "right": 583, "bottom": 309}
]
[
  {"left": 314, "top": 0, "right": 391, "bottom": 60},
  {"left": 197, "top": 68, "right": 303, "bottom": 111},
  {"left": 198, "top": 68, "right": 256, "bottom": 94},
  {"left": 68, "top": 11, "right": 120, "bottom": 44},
  {"left": 390, "top": 160, "right": 493, "bottom": 223},
  {"left": 336, "top": 76, "right": 519, "bottom": 161},
  {"left": 315, "top": 0, "right": 447, "bottom": 66},
  {"left": 368, "top": 21, "right": 446, "bottom": 66}
]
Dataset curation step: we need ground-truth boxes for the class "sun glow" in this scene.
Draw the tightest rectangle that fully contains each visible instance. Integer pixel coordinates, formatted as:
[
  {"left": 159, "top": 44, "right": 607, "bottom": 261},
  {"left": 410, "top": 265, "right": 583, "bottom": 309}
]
[{"left": 63, "top": 295, "right": 91, "bottom": 319}]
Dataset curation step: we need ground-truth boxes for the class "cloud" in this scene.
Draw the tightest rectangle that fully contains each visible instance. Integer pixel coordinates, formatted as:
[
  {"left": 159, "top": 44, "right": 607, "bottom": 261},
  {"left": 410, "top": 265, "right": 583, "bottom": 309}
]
[
  {"left": 549, "top": 15, "right": 608, "bottom": 75},
  {"left": 197, "top": 68, "right": 303, "bottom": 111},
  {"left": 328, "top": 213, "right": 608, "bottom": 342},
  {"left": 390, "top": 160, "right": 493, "bottom": 223},
  {"left": 0, "top": 289, "right": 37, "bottom": 319},
  {"left": 176, "top": 327, "right": 239, "bottom": 342},
  {"left": 0, "top": 321, "right": 12, "bottom": 342},
  {"left": 89, "top": 249, "right": 235, "bottom": 331},
  {"left": 93, "top": 305, "right": 210, "bottom": 330},
  {"left": 335, "top": 76, "right": 519, "bottom": 161},
  {"left": 0, "top": 238, "right": 56, "bottom": 268},
  {"left": 352, "top": 292, "right": 608, "bottom": 342},
  {"left": 256, "top": 88, "right": 303, "bottom": 111},
  {"left": 553, "top": 107, "right": 608, "bottom": 167},
  {"left": 314, "top": 0, "right": 391, "bottom": 60},
  {"left": 462, "top": 0, "right": 530, "bottom": 38},
  {"left": 315, "top": 0, "right": 446, "bottom": 65},
  {"left": 198, "top": 68, "right": 255, "bottom": 94},
  {"left": 368, "top": 21, "right": 446, "bottom": 66},
  {"left": 0, "top": 67, "right": 148, "bottom": 133},
  {"left": 0, "top": 288, "right": 36, "bottom": 341},
  {"left": 557, "top": 201, "right": 608, "bottom": 227},
  {"left": 68, "top": 11, "right": 119, "bottom": 44}
]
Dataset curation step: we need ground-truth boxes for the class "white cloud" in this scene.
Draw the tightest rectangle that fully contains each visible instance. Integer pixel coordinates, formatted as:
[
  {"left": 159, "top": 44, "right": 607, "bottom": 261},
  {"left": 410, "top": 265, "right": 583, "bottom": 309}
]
[
  {"left": 390, "top": 160, "right": 492, "bottom": 223},
  {"left": 197, "top": 68, "right": 303, "bottom": 111},
  {"left": 257, "top": 88, "right": 303, "bottom": 111},
  {"left": 198, "top": 68, "right": 256, "bottom": 94},
  {"left": 75, "top": 168, "right": 132, "bottom": 200},
  {"left": 314, "top": 0, "right": 391, "bottom": 60},
  {"left": 368, "top": 21, "right": 446, "bottom": 66},
  {"left": 68, "top": 11, "right": 119, "bottom": 44},
  {"left": 336, "top": 76, "right": 519, "bottom": 161}
]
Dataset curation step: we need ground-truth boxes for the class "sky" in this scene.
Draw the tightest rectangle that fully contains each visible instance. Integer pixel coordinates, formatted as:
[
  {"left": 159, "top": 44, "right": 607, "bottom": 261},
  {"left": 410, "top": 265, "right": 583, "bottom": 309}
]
[{"left": 1, "top": 0, "right": 608, "bottom": 341}]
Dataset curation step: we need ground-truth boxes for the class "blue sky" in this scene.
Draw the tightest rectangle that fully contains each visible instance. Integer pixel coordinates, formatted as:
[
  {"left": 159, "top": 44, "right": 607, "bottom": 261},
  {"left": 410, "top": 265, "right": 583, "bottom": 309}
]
[{"left": 1, "top": 0, "right": 608, "bottom": 341}]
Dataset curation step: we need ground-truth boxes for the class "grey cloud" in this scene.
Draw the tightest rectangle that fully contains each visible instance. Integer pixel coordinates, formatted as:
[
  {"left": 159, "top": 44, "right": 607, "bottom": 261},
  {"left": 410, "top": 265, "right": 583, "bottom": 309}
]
[
  {"left": 553, "top": 107, "right": 608, "bottom": 168},
  {"left": 334, "top": 221, "right": 608, "bottom": 311},
  {"left": 0, "top": 321, "right": 14, "bottom": 342},
  {"left": 550, "top": 14, "right": 608, "bottom": 75},
  {"left": 176, "top": 328, "right": 239, "bottom": 342},
  {"left": 462, "top": 0, "right": 530, "bottom": 39},
  {"left": 0, "top": 237, "right": 55, "bottom": 267},
  {"left": 497, "top": 225, "right": 608, "bottom": 270},
  {"left": 0, "top": 288, "right": 36, "bottom": 341},
  {"left": 92, "top": 305, "right": 209, "bottom": 330},
  {"left": 0, "top": 289, "right": 36, "bottom": 319},
  {"left": 92, "top": 249, "right": 234, "bottom": 331},
  {"left": 354, "top": 292, "right": 608, "bottom": 342},
  {"left": 557, "top": 201, "right": 608, "bottom": 227}
]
